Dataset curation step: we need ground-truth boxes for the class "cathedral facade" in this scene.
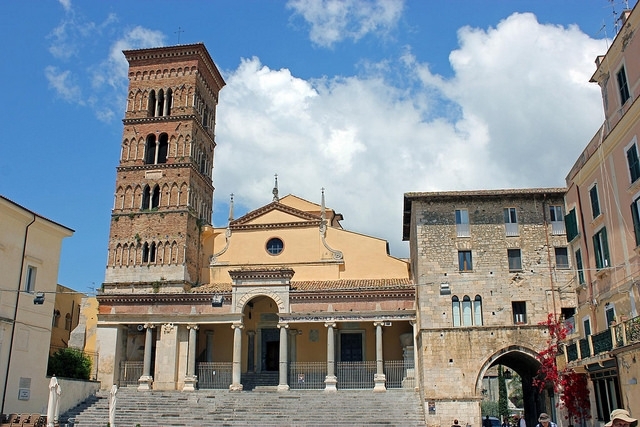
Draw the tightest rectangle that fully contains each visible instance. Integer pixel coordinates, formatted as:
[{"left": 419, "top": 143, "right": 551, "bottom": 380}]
[{"left": 96, "top": 43, "right": 417, "bottom": 394}]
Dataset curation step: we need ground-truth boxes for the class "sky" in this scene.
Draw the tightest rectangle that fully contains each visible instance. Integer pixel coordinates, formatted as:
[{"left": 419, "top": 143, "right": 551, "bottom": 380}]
[{"left": 0, "top": 0, "right": 635, "bottom": 296}]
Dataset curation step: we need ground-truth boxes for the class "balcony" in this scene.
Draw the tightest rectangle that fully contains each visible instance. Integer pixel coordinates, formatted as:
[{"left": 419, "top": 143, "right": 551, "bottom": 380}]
[{"left": 565, "top": 315, "right": 640, "bottom": 363}]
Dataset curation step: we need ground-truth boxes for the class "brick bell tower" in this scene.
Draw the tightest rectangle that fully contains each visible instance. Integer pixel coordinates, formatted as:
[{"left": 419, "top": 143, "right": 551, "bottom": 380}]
[{"left": 104, "top": 43, "right": 225, "bottom": 292}]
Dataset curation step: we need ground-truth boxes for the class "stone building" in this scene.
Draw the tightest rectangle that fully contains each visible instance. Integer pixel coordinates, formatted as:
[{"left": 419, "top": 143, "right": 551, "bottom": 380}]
[
  {"left": 402, "top": 188, "right": 576, "bottom": 427},
  {"left": 562, "top": 2, "right": 640, "bottom": 422},
  {"left": 96, "top": 43, "right": 417, "bottom": 394},
  {"left": 0, "top": 195, "right": 74, "bottom": 416}
]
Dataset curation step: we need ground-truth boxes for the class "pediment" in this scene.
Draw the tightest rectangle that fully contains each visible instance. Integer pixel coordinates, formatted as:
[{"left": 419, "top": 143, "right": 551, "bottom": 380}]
[{"left": 231, "top": 201, "right": 321, "bottom": 229}]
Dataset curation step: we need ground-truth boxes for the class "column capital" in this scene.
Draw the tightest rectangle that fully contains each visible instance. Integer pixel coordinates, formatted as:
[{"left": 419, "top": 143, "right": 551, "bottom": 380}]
[
  {"left": 232, "top": 322, "right": 244, "bottom": 330},
  {"left": 143, "top": 323, "right": 156, "bottom": 329},
  {"left": 373, "top": 321, "right": 386, "bottom": 327},
  {"left": 187, "top": 324, "right": 199, "bottom": 330},
  {"left": 277, "top": 322, "right": 289, "bottom": 329},
  {"left": 324, "top": 322, "right": 336, "bottom": 328}
]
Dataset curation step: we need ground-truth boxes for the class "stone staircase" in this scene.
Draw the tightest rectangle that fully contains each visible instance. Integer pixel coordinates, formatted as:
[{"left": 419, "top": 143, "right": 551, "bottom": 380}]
[{"left": 60, "top": 386, "right": 426, "bottom": 426}]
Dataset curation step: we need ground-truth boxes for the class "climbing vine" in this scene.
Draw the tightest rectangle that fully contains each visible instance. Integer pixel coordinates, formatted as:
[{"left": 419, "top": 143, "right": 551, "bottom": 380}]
[{"left": 534, "top": 313, "right": 591, "bottom": 425}]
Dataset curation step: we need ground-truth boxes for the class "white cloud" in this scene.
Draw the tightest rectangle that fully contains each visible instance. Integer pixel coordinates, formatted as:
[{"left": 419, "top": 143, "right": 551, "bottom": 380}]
[
  {"left": 287, "top": 0, "right": 404, "bottom": 47},
  {"left": 213, "top": 13, "right": 607, "bottom": 258},
  {"left": 45, "top": 66, "right": 83, "bottom": 104}
]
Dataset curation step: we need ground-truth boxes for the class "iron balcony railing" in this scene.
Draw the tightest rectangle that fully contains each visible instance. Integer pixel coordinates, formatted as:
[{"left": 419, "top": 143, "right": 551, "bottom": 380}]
[{"left": 565, "top": 314, "right": 640, "bottom": 363}]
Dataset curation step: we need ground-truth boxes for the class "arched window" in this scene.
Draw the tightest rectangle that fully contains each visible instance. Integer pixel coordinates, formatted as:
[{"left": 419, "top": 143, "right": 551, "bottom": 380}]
[
  {"left": 142, "top": 185, "right": 151, "bottom": 209},
  {"left": 452, "top": 296, "right": 461, "bottom": 327},
  {"left": 142, "top": 242, "right": 150, "bottom": 263},
  {"left": 462, "top": 295, "right": 472, "bottom": 326},
  {"left": 144, "top": 134, "right": 157, "bottom": 164},
  {"left": 157, "top": 133, "right": 168, "bottom": 163},
  {"left": 148, "top": 90, "right": 156, "bottom": 116},
  {"left": 157, "top": 89, "right": 165, "bottom": 116},
  {"left": 52, "top": 309, "right": 61, "bottom": 327},
  {"left": 166, "top": 88, "right": 173, "bottom": 116},
  {"left": 474, "top": 295, "right": 483, "bottom": 326},
  {"left": 149, "top": 242, "right": 157, "bottom": 263},
  {"left": 151, "top": 185, "right": 160, "bottom": 209},
  {"left": 65, "top": 313, "right": 72, "bottom": 331}
]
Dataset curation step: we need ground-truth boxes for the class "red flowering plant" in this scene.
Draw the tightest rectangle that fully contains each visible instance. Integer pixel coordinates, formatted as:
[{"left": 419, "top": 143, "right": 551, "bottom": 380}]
[{"left": 534, "top": 313, "right": 591, "bottom": 425}]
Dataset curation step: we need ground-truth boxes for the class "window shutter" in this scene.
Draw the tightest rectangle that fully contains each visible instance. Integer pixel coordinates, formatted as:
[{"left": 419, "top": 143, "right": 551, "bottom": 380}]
[
  {"left": 565, "top": 209, "right": 578, "bottom": 241},
  {"left": 632, "top": 201, "right": 640, "bottom": 246}
]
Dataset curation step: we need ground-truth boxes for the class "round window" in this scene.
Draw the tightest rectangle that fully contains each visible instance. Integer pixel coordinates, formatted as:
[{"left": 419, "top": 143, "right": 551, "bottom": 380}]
[{"left": 266, "top": 237, "right": 284, "bottom": 255}]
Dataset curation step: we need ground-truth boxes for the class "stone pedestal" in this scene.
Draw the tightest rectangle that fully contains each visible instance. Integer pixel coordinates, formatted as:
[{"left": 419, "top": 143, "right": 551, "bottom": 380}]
[
  {"left": 182, "top": 375, "right": 197, "bottom": 391},
  {"left": 277, "top": 384, "right": 290, "bottom": 392},
  {"left": 324, "top": 375, "right": 337, "bottom": 392},
  {"left": 373, "top": 373, "right": 387, "bottom": 392},
  {"left": 138, "top": 375, "right": 153, "bottom": 391}
]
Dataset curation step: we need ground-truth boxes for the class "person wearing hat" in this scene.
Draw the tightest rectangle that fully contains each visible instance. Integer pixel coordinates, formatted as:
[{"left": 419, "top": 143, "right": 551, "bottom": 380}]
[
  {"left": 606, "top": 409, "right": 638, "bottom": 427},
  {"left": 535, "top": 413, "right": 557, "bottom": 427}
]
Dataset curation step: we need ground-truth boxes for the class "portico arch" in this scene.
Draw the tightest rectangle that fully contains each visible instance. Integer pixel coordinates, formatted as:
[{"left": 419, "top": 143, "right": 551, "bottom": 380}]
[
  {"left": 235, "top": 287, "right": 288, "bottom": 313},
  {"left": 476, "top": 345, "right": 551, "bottom": 427}
]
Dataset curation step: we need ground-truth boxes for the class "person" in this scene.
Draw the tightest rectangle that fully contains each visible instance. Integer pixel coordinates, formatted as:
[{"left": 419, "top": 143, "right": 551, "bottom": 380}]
[
  {"left": 535, "top": 413, "right": 557, "bottom": 427},
  {"left": 605, "top": 409, "right": 637, "bottom": 427},
  {"left": 483, "top": 415, "right": 492, "bottom": 427},
  {"left": 502, "top": 419, "right": 509, "bottom": 427},
  {"left": 519, "top": 414, "right": 526, "bottom": 427},
  {"left": 452, "top": 419, "right": 462, "bottom": 427}
]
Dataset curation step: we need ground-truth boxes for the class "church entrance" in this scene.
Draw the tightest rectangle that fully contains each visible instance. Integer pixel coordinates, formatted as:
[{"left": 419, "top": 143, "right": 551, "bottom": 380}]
[
  {"left": 261, "top": 328, "right": 279, "bottom": 371},
  {"left": 340, "top": 332, "right": 363, "bottom": 361}
]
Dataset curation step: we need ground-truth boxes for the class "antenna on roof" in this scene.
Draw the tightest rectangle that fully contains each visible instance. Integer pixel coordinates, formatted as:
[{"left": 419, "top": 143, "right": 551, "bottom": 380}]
[{"left": 272, "top": 174, "right": 279, "bottom": 202}]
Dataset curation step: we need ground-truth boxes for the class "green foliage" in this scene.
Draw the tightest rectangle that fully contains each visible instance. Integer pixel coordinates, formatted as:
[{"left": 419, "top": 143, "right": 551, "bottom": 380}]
[
  {"left": 481, "top": 400, "right": 499, "bottom": 417},
  {"left": 508, "top": 372, "right": 524, "bottom": 409},
  {"left": 498, "top": 366, "right": 509, "bottom": 420},
  {"left": 47, "top": 348, "right": 92, "bottom": 380}
]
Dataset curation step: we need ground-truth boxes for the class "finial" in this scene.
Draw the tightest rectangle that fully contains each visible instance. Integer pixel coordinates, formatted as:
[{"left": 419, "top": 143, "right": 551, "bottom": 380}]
[
  {"left": 272, "top": 174, "right": 279, "bottom": 202},
  {"left": 228, "top": 194, "right": 234, "bottom": 222}
]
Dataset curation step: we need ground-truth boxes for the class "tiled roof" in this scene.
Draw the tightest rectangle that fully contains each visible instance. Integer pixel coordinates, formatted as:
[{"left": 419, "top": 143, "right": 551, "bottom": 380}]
[{"left": 192, "top": 278, "right": 413, "bottom": 293}]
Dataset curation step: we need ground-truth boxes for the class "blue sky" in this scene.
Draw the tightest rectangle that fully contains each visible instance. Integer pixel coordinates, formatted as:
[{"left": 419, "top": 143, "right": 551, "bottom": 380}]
[{"left": 0, "top": 0, "right": 634, "bottom": 295}]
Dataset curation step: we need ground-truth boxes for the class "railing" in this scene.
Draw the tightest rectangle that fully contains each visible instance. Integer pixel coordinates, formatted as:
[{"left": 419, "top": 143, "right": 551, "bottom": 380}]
[
  {"left": 567, "top": 343, "right": 578, "bottom": 362},
  {"left": 119, "top": 361, "right": 143, "bottom": 386},
  {"left": 384, "top": 359, "right": 415, "bottom": 389},
  {"left": 336, "top": 361, "right": 376, "bottom": 389},
  {"left": 505, "top": 223, "right": 519, "bottom": 237},
  {"left": 289, "top": 362, "right": 326, "bottom": 390},
  {"left": 613, "top": 314, "right": 640, "bottom": 347},
  {"left": 197, "top": 362, "right": 232, "bottom": 389},
  {"left": 551, "top": 221, "right": 566, "bottom": 235},
  {"left": 592, "top": 328, "right": 613, "bottom": 354},
  {"left": 579, "top": 337, "right": 591, "bottom": 358},
  {"left": 456, "top": 223, "right": 470, "bottom": 238}
]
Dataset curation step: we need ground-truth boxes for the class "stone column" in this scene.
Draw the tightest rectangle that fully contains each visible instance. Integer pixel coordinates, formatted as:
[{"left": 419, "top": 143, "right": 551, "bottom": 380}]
[
  {"left": 277, "top": 323, "right": 289, "bottom": 391},
  {"left": 229, "top": 322, "right": 243, "bottom": 392},
  {"left": 138, "top": 324, "right": 155, "bottom": 391},
  {"left": 373, "top": 321, "right": 386, "bottom": 392},
  {"left": 247, "top": 330, "right": 256, "bottom": 372},
  {"left": 324, "top": 322, "right": 337, "bottom": 392},
  {"left": 183, "top": 324, "right": 199, "bottom": 391},
  {"left": 205, "top": 330, "right": 214, "bottom": 362}
]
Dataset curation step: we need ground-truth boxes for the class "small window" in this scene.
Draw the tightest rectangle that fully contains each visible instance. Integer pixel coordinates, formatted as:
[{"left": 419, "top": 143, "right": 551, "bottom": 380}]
[
  {"left": 455, "top": 209, "right": 470, "bottom": 238},
  {"left": 617, "top": 65, "right": 630, "bottom": 105},
  {"left": 632, "top": 196, "right": 640, "bottom": 246},
  {"left": 507, "top": 249, "right": 522, "bottom": 271},
  {"left": 25, "top": 265, "right": 37, "bottom": 293},
  {"left": 504, "top": 208, "right": 519, "bottom": 236},
  {"left": 590, "top": 184, "right": 601, "bottom": 219},
  {"left": 626, "top": 142, "right": 640, "bottom": 183},
  {"left": 555, "top": 247, "right": 569, "bottom": 269},
  {"left": 512, "top": 301, "right": 527, "bottom": 324},
  {"left": 593, "top": 227, "right": 610, "bottom": 270},
  {"left": 582, "top": 317, "right": 592, "bottom": 336},
  {"left": 266, "top": 237, "right": 284, "bottom": 255},
  {"left": 549, "top": 205, "right": 566, "bottom": 235},
  {"left": 52, "top": 309, "right": 61, "bottom": 328},
  {"left": 575, "top": 249, "right": 585, "bottom": 285},
  {"left": 458, "top": 250, "right": 473, "bottom": 271},
  {"left": 605, "top": 304, "right": 616, "bottom": 327}
]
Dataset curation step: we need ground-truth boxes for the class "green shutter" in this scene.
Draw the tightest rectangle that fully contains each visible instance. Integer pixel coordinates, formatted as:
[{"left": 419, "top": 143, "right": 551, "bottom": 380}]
[
  {"left": 565, "top": 208, "right": 578, "bottom": 241},
  {"left": 632, "top": 201, "right": 640, "bottom": 246}
]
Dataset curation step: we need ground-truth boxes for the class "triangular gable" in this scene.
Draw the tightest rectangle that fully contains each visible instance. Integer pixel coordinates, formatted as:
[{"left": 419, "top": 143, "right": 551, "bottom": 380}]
[{"left": 231, "top": 200, "right": 321, "bottom": 228}]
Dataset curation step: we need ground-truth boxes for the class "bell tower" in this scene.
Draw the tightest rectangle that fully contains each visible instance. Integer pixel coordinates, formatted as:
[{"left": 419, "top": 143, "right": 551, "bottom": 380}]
[{"left": 104, "top": 43, "right": 225, "bottom": 291}]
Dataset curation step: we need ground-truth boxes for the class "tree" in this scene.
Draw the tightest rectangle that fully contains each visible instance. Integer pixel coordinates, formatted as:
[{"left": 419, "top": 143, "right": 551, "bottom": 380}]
[
  {"left": 534, "top": 313, "right": 591, "bottom": 425},
  {"left": 47, "top": 348, "right": 92, "bottom": 380},
  {"left": 498, "top": 365, "right": 509, "bottom": 421},
  {"left": 508, "top": 372, "right": 524, "bottom": 409}
]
